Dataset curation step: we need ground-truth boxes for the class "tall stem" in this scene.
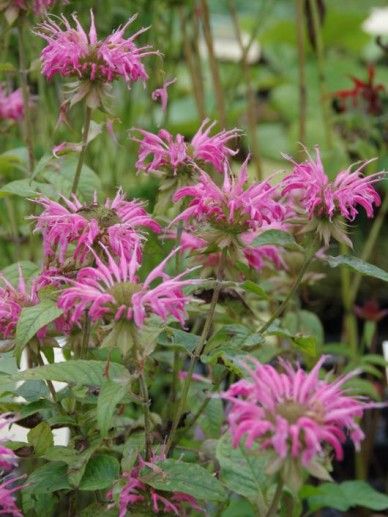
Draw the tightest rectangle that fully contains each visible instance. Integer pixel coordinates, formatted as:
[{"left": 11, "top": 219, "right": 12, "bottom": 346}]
[
  {"left": 340, "top": 242, "right": 358, "bottom": 356},
  {"left": 295, "top": 0, "right": 307, "bottom": 147},
  {"left": 200, "top": 0, "right": 226, "bottom": 126},
  {"left": 308, "top": 0, "right": 332, "bottom": 149},
  {"left": 17, "top": 19, "right": 35, "bottom": 174},
  {"left": 139, "top": 372, "right": 152, "bottom": 460},
  {"left": 265, "top": 479, "right": 284, "bottom": 517},
  {"left": 165, "top": 258, "right": 224, "bottom": 455},
  {"left": 259, "top": 239, "right": 317, "bottom": 334},
  {"left": 71, "top": 106, "right": 92, "bottom": 195},
  {"left": 228, "top": 0, "right": 263, "bottom": 180}
]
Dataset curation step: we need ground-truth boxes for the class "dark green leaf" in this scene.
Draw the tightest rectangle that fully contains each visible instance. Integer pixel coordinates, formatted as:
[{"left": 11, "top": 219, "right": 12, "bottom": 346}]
[
  {"left": 27, "top": 462, "right": 71, "bottom": 493},
  {"left": 97, "top": 379, "right": 128, "bottom": 436},
  {"left": 79, "top": 454, "right": 120, "bottom": 491},
  {"left": 27, "top": 422, "right": 53, "bottom": 456},
  {"left": 325, "top": 255, "right": 388, "bottom": 283}
]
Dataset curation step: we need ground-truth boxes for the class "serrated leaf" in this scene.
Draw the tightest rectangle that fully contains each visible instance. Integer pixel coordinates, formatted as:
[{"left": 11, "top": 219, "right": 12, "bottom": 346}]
[
  {"left": 27, "top": 462, "right": 71, "bottom": 493},
  {"left": 97, "top": 379, "right": 128, "bottom": 437},
  {"left": 11, "top": 359, "right": 130, "bottom": 386},
  {"left": 140, "top": 459, "right": 227, "bottom": 502},
  {"left": 79, "top": 454, "right": 120, "bottom": 491},
  {"left": 242, "top": 281, "right": 268, "bottom": 299},
  {"left": 158, "top": 327, "right": 200, "bottom": 354},
  {"left": 27, "top": 422, "right": 53, "bottom": 456},
  {"left": 325, "top": 255, "right": 388, "bottom": 283},
  {"left": 0, "top": 178, "right": 54, "bottom": 198},
  {"left": 251, "top": 230, "right": 302, "bottom": 251}
]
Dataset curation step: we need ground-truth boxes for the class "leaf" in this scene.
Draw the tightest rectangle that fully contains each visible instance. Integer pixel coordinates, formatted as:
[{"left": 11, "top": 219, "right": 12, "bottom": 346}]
[
  {"left": 203, "top": 325, "right": 264, "bottom": 365},
  {"left": 27, "top": 422, "right": 54, "bottom": 456},
  {"left": 301, "top": 481, "right": 388, "bottom": 512},
  {"left": 283, "top": 310, "right": 324, "bottom": 346},
  {"left": 0, "top": 178, "right": 54, "bottom": 198},
  {"left": 344, "top": 378, "right": 380, "bottom": 400},
  {"left": 140, "top": 458, "right": 227, "bottom": 502},
  {"left": 222, "top": 499, "right": 256, "bottom": 517},
  {"left": 11, "top": 359, "right": 130, "bottom": 386},
  {"left": 15, "top": 300, "right": 63, "bottom": 361},
  {"left": 325, "top": 255, "right": 388, "bottom": 283},
  {"left": 79, "top": 454, "right": 120, "bottom": 491},
  {"left": 251, "top": 230, "right": 301, "bottom": 251},
  {"left": 242, "top": 281, "right": 268, "bottom": 300},
  {"left": 27, "top": 462, "right": 71, "bottom": 493},
  {"left": 292, "top": 335, "right": 317, "bottom": 357},
  {"left": 158, "top": 327, "right": 200, "bottom": 354},
  {"left": 216, "top": 433, "right": 272, "bottom": 507},
  {"left": 1, "top": 261, "right": 40, "bottom": 286},
  {"left": 97, "top": 379, "right": 128, "bottom": 437}
]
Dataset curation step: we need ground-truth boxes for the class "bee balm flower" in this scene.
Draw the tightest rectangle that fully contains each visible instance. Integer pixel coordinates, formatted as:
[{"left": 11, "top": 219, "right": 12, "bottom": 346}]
[
  {"left": 0, "top": 477, "right": 24, "bottom": 517},
  {"left": 0, "top": 86, "right": 24, "bottom": 122}
]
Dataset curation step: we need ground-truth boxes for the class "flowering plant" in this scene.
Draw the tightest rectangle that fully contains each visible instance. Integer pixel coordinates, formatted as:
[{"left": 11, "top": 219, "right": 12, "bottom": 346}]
[{"left": 0, "top": 3, "right": 387, "bottom": 517}]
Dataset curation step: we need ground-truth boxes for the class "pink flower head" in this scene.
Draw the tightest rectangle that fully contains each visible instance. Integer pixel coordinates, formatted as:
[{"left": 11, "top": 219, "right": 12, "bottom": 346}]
[
  {"left": 33, "top": 189, "right": 160, "bottom": 265},
  {"left": 282, "top": 147, "right": 382, "bottom": 222},
  {"left": 35, "top": 11, "right": 158, "bottom": 85},
  {"left": 223, "top": 356, "right": 373, "bottom": 468},
  {"left": 151, "top": 78, "right": 176, "bottom": 112},
  {"left": 0, "top": 477, "right": 24, "bottom": 517},
  {"left": 0, "top": 86, "right": 24, "bottom": 121},
  {"left": 133, "top": 120, "right": 241, "bottom": 174},
  {"left": 0, "top": 415, "right": 18, "bottom": 472},
  {"left": 58, "top": 247, "right": 197, "bottom": 328},
  {"left": 11, "top": 0, "right": 62, "bottom": 15},
  {"left": 108, "top": 455, "right": 202, "bottom": 517}
]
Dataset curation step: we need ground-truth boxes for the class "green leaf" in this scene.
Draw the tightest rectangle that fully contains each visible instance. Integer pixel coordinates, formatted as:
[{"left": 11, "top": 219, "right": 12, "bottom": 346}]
[
  {"left": 1, "top": 261, "right": 39, "bottom": 287},
  {"left": 97, "top": 379, "right": 128, "bottom": 437},
  {"left": 27, "top": 462, "right": 71, "bottom": 493},
  {"left": 292, "top": 335, "right": 317, "bottom": 357},
  {"left": 0, "top": 178, "right": 54, "bottom": 198},
  {"left": 79, "top": 454, "right": 120, "bottom": 491},
  {"left": 11, "top": 359, "right": 130, "bottom": 386},
  {"left": 158, "top": 327, "right": 200, "bottom": 354},
  {"left": 325, "top": 255, "right": 388, "bottom": 283},
  {"left": 283, "top": 310, "right": 324, "bottom": 346},
  {"left": 140, "top": 458, "right": 227, "bottom": 502},
  {"left": 222, "top": 499, "right": 256, "bottom": 517},
  {"left": 251, "top": 230, "right": 301, "bottom": 251},
  {"left": 15, "top": 301, "right": 63, "bottom": 361},
  {"left": 242, "top": 281, "right": 268, "bottom": 300},
  {"left": 204, "top": 325, "right": 264, "bottom": 364},
  {"left": 27, "top": 422, "right": 54, "bottom": 456},
  {"left": 344, "top": 378, "right": 380, "bottom": 400},
  {"left": 301, "top": 481, "right": 388, "bottom": 512},
  {"left": 216, "top": 433, "right": 272, "bottom": 508}
]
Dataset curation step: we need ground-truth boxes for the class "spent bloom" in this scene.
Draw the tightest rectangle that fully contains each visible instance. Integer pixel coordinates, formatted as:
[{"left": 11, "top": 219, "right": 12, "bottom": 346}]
[
  {"left": 151, "top": 77, "right": 176, "bottom": 112},
  {"left": 223, "top": 356, "right": 372, "bottom": 471},
  {"left": 108, "top": 455, "right": 201, "bottom": 516},
  {"left": 33, "top": 190, "right": 160, "bottom": 266},
  {"left": 58, "top": 247, "right": 197, "bottom": 328},
  {"left": 0, "top": 86, "right": 24, "bottom": 122},
  {"left": 134, "top": 119, "right": 241, "bottom": 175}
]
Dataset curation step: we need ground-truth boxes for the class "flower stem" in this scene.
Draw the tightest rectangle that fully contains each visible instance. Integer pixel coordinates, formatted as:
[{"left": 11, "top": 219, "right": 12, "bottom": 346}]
[
  {"left": 340, "top": 242, "right": 358, "bottom": 356},
  {"left": 265, "top": 479, "right": 284, "bottom": 517},
  {"left": 139, "top": 371, "right": 152, "bottom": 460},
  {"left": 165, "top": 257, "right": 224, "bottom": 455},
  {"left": 71, "top": 106, "right": 92, "bottom": 195},
  {"left": 259, "top": 239, "right": 317, "bottom": 334},
  {"left": 17, "top": 18, "right": 35, "bottom": 174},
  {"left": 295, "top": 0, "right": 307, "bottom": 147}
]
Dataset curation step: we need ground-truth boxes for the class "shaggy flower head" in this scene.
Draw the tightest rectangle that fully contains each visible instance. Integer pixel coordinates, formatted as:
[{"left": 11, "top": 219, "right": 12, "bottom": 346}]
[
  {"left": 108, "top": 455, "right": 202, "bottom": 516},
  {"left": 0, "top": 86, "right": 24, "bottom": 121},
  {"left": 58, "top": 247, "right": 196, "bottom": 328},
  {"left": 134, "top": 119, "right": 241, "bottom": 175},
  {"left": 223, "top": 356, "right": 371, "bottom": 473},
  {"left": 33, "top": 189, "right": 160, "bottom": 266},
  {"left": 0, "top": 477, "right": 24, "bottom": 517},
  {"left": 282, "top": 147, "right": 382, "bottom": 245}
]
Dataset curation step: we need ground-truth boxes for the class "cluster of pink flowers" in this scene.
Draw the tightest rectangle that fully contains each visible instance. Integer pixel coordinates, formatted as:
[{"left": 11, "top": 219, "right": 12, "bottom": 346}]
[
  {"left": 33, "top": 190, "right": 160, "bottom": 265},
  {"left": 223, "top": 356, "right": 370, "bottom": 468},
  {"left": 0, "top": 86, "right": 24, "bottom": 122},
  {"left": 108, "top": 455, "right": 201, "bottom": 516},
  {"left": 133, "top": 119, "right": 241, "bottom": 175},
  {"left": 58, "top": 247, "right": 196, "bottom": 328},
  {"left": 35, "top": 12, "right": 157, "bottom": 86}
]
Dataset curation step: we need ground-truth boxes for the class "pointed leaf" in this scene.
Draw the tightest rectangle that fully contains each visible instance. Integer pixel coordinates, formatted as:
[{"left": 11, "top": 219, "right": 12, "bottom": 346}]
[
  {"left": 325, "top": 255, "right": 388, "bottom": 283},
  {"left": 97, "top": 379, "right": 128, "bottom": 437}
]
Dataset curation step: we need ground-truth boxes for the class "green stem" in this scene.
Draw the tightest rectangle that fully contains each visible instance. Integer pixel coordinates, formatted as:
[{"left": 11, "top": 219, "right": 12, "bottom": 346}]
[
  {"left": 259, "top": 239, "right": 317, "bottom": 334},
  {"left": 340, "top": 242, "right": 358, "bottom": 356},
  {"left": 139, "top": 371, "right": 152, "bottom": 460},
  {"left": 17, "top": 19, "right": 35, "bottom": 174},
  {"left": 165, "top": 258, "right": 224, "bottom": 455},
  {"left": 4, "top": 198, "right": 21, "bottom": 261},
  {"left": 295, "top": 0, "right": 307, "bottom": 146},
  {"left": 71, "top": 106, "right": 92, "bottom": 195},
  {"left": 80, "top": 316, "right": 91, "bottom": 359},
  {"left": 308, "top": 0, "right": 332, "bottom": 149},
  {"left": 265, "top": 479, "right": 284, "bottom": 517}
]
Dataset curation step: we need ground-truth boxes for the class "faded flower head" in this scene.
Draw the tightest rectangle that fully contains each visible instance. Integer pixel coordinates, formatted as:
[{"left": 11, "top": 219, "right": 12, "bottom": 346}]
[
  {"left": 0, "top": 86, "right": 24, "bottom": 122},
  {"left": 223, "top": 356, "right": 371, "bottom": 475},
  {"left": 33, "top": 189, "right": 160, "bottom": 266},
  {"left": 35, "top": 11, "right": 158, "bottom": 107},
  {"left": 282, "top": 147, "right": 382, "bottom": 245},
  {"left": 134, "top": 119, "right": 241, "bottom": 175},
  {"left": 58, "top": 247, "right": 197, "bottom": 328},
  {"left": 108, "top": 455, "right": 202, "bottom": 517}
]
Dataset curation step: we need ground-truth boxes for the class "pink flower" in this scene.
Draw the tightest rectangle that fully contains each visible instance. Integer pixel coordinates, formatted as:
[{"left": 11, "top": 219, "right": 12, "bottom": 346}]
[
  {"left": 58, "top": 247, "right": 197, "bottom": 328},
  {"left": 0, "top": 415, "right": 18, "bottom": 472},
  {"left": 33, "top": 189, "right": 160, "bottom": 265},
  {"left": 223, "top": 356, "right": 374, "bottom": 468},
  {"left": 108, "top": 455, "right": 202, "bottom": 517},
  {"left": 0, "top": 86, "right": 24, "bottom": 121},
  {"left": 133, "top": 119, "right": 241, "bottom": 174},
  {"left": 0, "top": 477, "right": 24, "bottom": 517},
  {"left": 151, "top": 78, "right": 176, "bottom": 112},
  {"left": 282, "top": 147, "right": 382, "bottom": 222},
  {"left": 11, "top": 0, "right": 62, "bottom": 15},
  {"left": 35, "top": 11, "right": 158, "bottom": 86}
]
